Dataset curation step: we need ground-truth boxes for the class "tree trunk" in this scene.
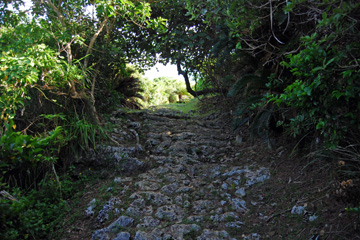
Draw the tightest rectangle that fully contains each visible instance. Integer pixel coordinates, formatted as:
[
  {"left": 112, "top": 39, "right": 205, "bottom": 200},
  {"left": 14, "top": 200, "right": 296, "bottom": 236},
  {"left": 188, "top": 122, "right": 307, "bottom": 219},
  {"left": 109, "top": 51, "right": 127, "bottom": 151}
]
[
  {"left": 176, "top": 60, "right": 226, "bottom": 97},
  {"left": 84, "top": 16, "right": 109, "bottom": 69}
]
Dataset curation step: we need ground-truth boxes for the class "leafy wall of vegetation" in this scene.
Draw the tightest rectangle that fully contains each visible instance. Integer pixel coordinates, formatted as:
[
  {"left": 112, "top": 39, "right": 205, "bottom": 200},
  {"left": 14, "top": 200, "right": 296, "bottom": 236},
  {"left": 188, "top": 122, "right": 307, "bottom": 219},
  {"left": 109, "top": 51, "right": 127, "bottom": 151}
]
[{"left": 0, "top": 1, "right": 164, "bottom": 238}]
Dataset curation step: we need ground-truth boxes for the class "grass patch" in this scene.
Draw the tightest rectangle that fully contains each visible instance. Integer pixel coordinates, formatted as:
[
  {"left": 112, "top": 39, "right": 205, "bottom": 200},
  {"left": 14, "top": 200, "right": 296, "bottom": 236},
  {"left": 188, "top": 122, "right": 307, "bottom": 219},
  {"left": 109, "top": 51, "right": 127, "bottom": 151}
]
[{"left": 153, "top": 97, "right": 200, "bottom": 114}]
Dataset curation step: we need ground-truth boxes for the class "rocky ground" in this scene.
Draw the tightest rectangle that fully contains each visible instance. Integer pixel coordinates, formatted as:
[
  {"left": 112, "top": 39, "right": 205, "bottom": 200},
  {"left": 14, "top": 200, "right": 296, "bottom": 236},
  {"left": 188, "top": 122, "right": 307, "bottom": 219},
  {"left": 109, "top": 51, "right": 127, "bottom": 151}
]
[{"left": 62, "top": 107, "right": 360, "bottom": 240}]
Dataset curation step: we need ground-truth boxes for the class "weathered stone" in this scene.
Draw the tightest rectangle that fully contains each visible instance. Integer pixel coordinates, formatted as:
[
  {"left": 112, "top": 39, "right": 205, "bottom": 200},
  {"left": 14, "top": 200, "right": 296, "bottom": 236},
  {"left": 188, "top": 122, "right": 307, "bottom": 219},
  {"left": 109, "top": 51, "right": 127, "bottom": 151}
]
[
  {"left": 107, "top": 216, "right": 134, "bottom": 231},
  {"left": 235, "top": 188, "right": 246, "bottom": 197},
  {"left": 89, "top": 108, "right": 273, "bottom": 240},
  {"left": 113, "top": 232, "right": 130, "bottom": 240},
  {"left": 291, "top": 205, "right": 306, "bottom": 215},
  {"left": 155, "top": 205, "right": 184, "bottom": 222},
  {"left": 127, "top": 121, "right": 140, "bottom": 130},
  {"left": 245, "top": 168, "right": 270, "bottom": 187},
  {"left": 243, "top": 233, "right": 261, "bottom": 240},
  {"left": 230, "top": 198, "right": 247, "bottom": 213},
  {"left": 176, "top": 186, "right": 192, "bottom": 193},
  {"left": 169, "top": 141, "right": 188, "bottom": 154},
  {"left": 97, "top": 198, "right": 120, "bottom": 224},
  {"left": 136, "top": 216, "right": 160, "bottom": 229},
  {"left": 142, "top": 192, "right": 172, "bottom": 206},
  {"left": 161, "top": 183, "right": 179, "bottom": 195},
  {"left": 130, "top": 198, "right": 146, "bottom": 209},
  {"left": 135, "top": 181, "right": 160, "bottom": 191},
  {"left": 222, "top": 168, "right": 245, "bottom": 177},
  {"left": 126, "top": 207, "right": 142, "bottom": 217},
  {"left": 192, "top": 200, "right": 216, "bottom": 214},
  {"left": 221, "top": 183, "right": 229, "bottom": 190},
  {"left": 155, "top": 139, "right": 172, "bottom": 151},
  {"left": 187, "top": 215, "right": 205, "bottom": 223},
  {"left": 170, "top": 164, "right": 186, "bottom": 173},
  {"left": 149, "top": 166, "right": 170, "bottom": 175},
  {"left": 134, "top": 231, "right": 149, "bottom": 240},
  {"left": 170, "top": 224, "right": 201, "bottom": 239},
  {"left": 197, "top": 229, "right": 230, "bottom": 240},
  {"left": 225, "top": 221, "right": 244, "bottom": 229},
  {"left": 119, "top": 158, "right": 145, "bottom": 172},
  {"left": 85, "top": 198, "right": 96, "bottom": 216},
  {"left": 92, "top": 229, "right": 109, "bottom": 240},
  {"left": 163, "top": 173, "right": 187, "bottom": 182}
]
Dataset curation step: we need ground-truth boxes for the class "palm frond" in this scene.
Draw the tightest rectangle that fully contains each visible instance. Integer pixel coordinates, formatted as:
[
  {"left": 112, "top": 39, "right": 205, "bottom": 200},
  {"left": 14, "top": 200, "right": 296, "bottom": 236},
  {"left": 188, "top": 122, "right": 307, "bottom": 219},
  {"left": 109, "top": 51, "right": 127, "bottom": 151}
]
[{"left": 228, "top": 74, "right": 264, "bottom": 97}]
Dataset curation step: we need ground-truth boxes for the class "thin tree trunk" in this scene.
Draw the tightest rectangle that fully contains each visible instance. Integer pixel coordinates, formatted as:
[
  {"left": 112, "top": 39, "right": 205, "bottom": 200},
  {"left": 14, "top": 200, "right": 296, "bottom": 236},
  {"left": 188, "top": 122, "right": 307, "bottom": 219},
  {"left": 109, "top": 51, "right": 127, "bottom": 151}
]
[
  {"left": 84, "top": 16, "right": 109, "bottom": 69},
  {"left": 176, "top": 60, "right": 226, "bottom": 97}
]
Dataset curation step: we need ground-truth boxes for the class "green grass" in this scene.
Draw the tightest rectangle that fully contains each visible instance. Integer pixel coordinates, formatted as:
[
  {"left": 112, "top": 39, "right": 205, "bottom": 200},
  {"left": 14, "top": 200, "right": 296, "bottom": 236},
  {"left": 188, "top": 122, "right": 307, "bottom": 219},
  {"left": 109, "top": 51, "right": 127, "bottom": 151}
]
[{"left": 150, "top": 97, "right": 200, "bottom": 114}]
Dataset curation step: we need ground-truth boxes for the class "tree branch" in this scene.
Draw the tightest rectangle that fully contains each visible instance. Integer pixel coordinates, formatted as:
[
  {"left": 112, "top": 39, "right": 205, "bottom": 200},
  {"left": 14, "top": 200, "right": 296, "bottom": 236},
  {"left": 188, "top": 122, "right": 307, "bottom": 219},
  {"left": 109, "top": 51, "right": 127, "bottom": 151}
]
[
  {"left": 176, "top": 60, "right": 226, "bottom": 97},
  {"left": 84, "top": 16, "right": 109, "bottom": 69}
]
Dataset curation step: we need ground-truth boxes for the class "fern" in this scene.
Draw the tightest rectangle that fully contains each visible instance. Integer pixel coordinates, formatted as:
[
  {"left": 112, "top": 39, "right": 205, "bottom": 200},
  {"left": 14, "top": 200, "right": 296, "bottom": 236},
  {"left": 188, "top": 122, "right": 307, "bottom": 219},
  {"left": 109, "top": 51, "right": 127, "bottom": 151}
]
[
  {"left": 229, "top": 72, "right": 275, "bottom": 148},
  {"left": 251, "top": 106, "right": 273, "bottom": 148},
  {"left": 234, "top": 96, "right": 263, "bottom": 116},
  {"left": 228, "top": 74, "right": 266, "bottom": 97}
]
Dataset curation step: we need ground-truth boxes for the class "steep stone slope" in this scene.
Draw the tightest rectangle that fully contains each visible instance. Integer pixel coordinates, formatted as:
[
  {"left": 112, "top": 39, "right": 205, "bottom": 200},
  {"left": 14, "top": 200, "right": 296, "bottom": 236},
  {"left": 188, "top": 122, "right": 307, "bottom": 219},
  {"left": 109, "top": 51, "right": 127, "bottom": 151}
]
[{"left": 88, "top": 108, "right": 270, "bottom": 240}]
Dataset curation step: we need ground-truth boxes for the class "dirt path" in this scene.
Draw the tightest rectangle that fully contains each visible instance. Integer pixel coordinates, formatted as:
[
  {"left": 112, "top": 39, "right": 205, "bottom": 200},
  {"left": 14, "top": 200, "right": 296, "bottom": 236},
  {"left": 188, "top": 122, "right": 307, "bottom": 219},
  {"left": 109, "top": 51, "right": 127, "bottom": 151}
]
[
  {"left": 64, "top": 107, "right": 355, "bottom": 240},
  {"left": 75, "top": 108, "right": 268, "bottom": 240}
]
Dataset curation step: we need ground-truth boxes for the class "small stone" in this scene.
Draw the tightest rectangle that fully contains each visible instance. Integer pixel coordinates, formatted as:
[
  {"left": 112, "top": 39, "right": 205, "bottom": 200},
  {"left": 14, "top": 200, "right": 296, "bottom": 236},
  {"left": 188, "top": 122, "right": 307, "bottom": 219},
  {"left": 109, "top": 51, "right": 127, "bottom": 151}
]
[
  {"left": 130, "top": 198, "right": 146, "bottom": 208},
  {"left": 235, "top": 188, "right": 246, "bottom": 197},
  {"left": 114, "top": 208, "right": 120, "bottom": 215},
  {"left": 291, "top": 205, "right": 306, "bottom": 215},
  {"left": 197, "top": 229, "right": 230, "bottom": 240},
  {"left": 113, "top": 232, "right": 131, "bottom": 240},
  {"left": 309, "top": 214, "right": 318, "bottom": 222},
  {"left": 221, "top": 183, "right": 228, "bottom": 190},
  {"left": 225, "top": 221, "right": 244, "bottom": 228},
  {"left": 230, "top": 198, "right": 247, "bottom": 213},
  {"left": 85, "top": 198, "right": 96, "bottom": 216},
  {"left": 136, "top": 216, "right": 160, "bottom": 229},
  {"left": 107, "top": 216, "right": 134, "bottom": 231},
  {"left": 220, "top": 200, "right": 227, "bottom": 206},
  {"left": 92, "top": 229, "right": 109, "bottom": 240},
  {"left": 143, "top": 192, "right": 172, "bottom": 206},
  {"left": 114, "top": 177, "right": 122, "bottom": 183},
  {"left": 222, "top": 168, "right": 245, "bottom": 177},
  {"left": 170, "top": 224, "right": 201, "bottom": 239},
  {"left": 134, "top": 231, "right": 148, "bottom": 240},
  {"left": 155, "top": 205, "right": 184, "bottom": 222},
  {"left": 187, "top": 215, "right": 204, "bottom": 222},
  {"left": 97, "top": 198, "right": 117, "bottom": 223},
  {"left": 192, "top": 200, "right": 215, "bottom": 214},
  {"left": 176, "top": 186, "right": 192, "bottom": 193},
  {"left": 161, "top": 183, "right": 179, "bottom": 195},
  {"left": 135, "top": 181, "right": 160, "bottom": 191},
  {"left": 217, "top": 212, "right": 239, "bottom": 222},
  {"left": 126, "top": 207, "right": 141, "bottom": 217}
]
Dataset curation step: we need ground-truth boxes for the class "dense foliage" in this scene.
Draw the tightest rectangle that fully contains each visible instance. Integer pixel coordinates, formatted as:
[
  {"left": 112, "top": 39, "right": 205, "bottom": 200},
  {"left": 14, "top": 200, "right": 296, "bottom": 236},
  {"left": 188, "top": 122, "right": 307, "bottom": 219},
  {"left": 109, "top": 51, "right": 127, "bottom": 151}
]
[
  {"left": 140, "top": 76, "right": 192, "bottom": 106},
  {"left": 0, "top": 1, "right": 164, "bottom": 238}
]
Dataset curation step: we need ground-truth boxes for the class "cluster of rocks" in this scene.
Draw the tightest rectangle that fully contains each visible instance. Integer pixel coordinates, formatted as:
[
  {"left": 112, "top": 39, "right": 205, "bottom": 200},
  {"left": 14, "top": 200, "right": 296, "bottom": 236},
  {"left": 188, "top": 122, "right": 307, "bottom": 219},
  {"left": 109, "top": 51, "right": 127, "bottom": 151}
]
[{"left": 88, "top": 108, "right": 271, "bottom": 240}]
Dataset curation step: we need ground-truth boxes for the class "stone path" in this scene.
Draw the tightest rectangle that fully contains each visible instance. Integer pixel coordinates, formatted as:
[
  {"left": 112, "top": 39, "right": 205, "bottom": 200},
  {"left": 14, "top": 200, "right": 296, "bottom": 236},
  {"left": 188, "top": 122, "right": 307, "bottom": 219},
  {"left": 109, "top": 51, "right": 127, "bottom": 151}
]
[{"left": 90, "top": 108, "right": 270, "bottom": 240}]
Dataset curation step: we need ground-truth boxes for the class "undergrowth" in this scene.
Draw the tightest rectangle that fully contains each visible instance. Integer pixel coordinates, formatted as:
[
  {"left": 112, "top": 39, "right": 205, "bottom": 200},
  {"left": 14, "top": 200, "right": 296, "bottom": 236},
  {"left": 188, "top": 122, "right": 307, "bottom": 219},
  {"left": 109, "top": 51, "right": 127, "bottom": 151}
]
[{"left": 0, "top": 165, "right": 94, "bottom": 240}]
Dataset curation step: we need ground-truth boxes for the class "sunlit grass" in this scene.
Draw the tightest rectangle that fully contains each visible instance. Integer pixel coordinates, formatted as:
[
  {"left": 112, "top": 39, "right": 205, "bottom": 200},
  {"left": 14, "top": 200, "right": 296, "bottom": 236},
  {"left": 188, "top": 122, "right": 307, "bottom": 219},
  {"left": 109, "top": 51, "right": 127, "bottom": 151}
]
[{"left": 151, "top": 97, "right": 200, "bottom": 114}]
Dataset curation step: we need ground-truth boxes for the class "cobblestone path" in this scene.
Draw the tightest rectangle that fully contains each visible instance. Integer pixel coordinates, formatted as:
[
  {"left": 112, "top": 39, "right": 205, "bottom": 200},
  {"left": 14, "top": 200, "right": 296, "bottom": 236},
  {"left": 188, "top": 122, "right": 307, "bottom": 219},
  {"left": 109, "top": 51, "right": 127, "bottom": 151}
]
[{"left": 89, "top": 109, "right": 270, "bottom": 240}]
